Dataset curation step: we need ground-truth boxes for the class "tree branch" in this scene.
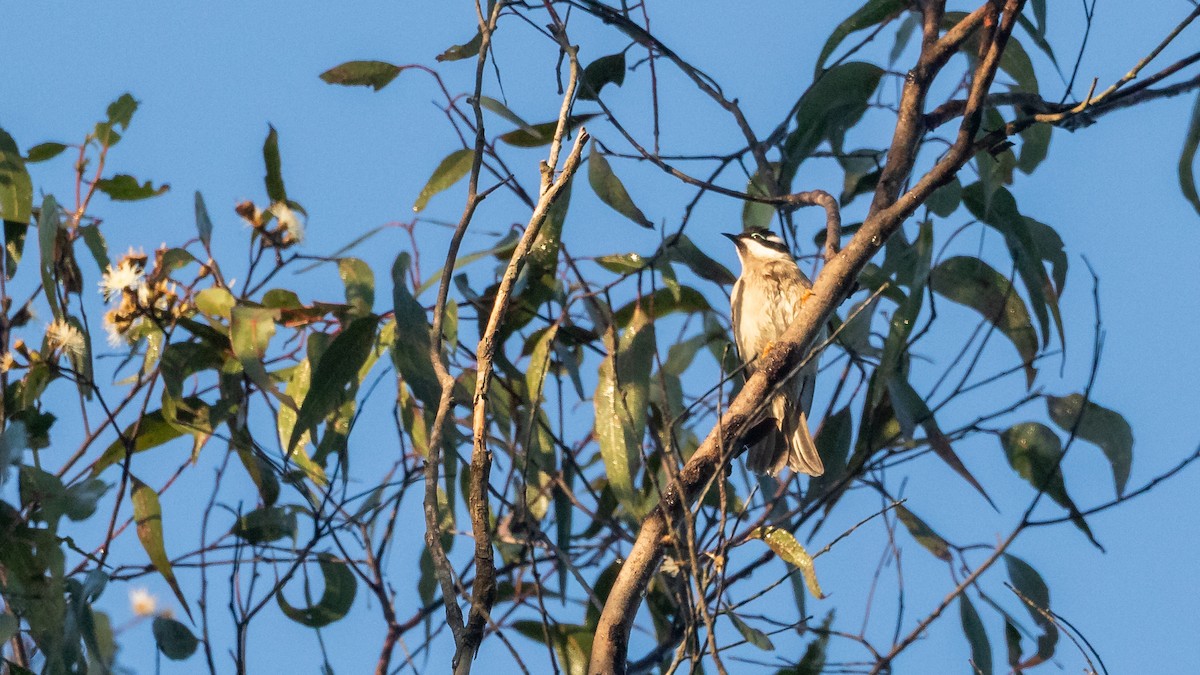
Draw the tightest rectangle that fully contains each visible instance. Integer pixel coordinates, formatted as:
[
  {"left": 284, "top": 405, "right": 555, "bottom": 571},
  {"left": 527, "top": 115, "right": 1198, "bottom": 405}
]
[{"left": 457, "top": 22, "right": 588, "bottom": 672}]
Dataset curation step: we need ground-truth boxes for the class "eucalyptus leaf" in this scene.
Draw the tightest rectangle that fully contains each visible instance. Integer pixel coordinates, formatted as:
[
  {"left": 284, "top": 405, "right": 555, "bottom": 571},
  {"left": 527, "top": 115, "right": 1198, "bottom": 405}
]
[
  {"left": 930, "top": 256, "right": 1038, "bottom": 387},
  {"left": 960, "top": 594, "right": 993, "bottom": 675},
  {"left": 1005, "top": 554, "right": 1058, "bottom": 661},
  {"left": 815, "top": 0, "right": 907, "bottom": 74},
  {"left": 152, "top": 617, "right": 199, "bottom": 660},
  {"left": 747, "top": 526, "right": 824, "bottom": 599},
  {"left": 95, "top": 174, "right": 169, "bottom": 201},
  {"left": 0, "top": 128, "right": 33, "bottom": 226},
  {"left": 578, "top": 52, "right": 626, "bottom": 100},
  {"left": 594, "top": 306, "right": 655, "bottom": 516},
  {"left": 319, "top": 60, "right": 405, "bottom": 90},
  {"left": 1046, "top": 394, "right": 1133, "bottom": 497},
  {"left": 277, "top": 553, "right": 357, "bottom": 627},
  {"left": 1180, "top": 92, "right": 1200, "bottom": 217},
  {"left": 131, "top": 476, "right": 192, "bottom": 619},
  {"left": 413, "top": 148, "right": 473, "bottom": 213}
]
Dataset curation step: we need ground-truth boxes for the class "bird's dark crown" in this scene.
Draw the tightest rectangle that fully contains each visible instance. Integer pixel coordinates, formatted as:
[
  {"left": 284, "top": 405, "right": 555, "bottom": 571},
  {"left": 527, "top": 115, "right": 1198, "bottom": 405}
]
[{"left": 723, "top": 228, "right": 789, "bottom": 254}]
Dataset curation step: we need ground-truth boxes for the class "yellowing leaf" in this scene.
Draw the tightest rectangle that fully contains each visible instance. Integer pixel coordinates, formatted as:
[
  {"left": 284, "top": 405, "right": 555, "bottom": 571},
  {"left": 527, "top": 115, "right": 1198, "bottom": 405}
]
[
  {"left": 748, "top": 526, "right": 824, "bottom": 599},
  {"left": 413, "top": 148, "right": 473, "bottom": 212},
  {"left": 131, "top": 476, "right": 192, "bottom": 619}
]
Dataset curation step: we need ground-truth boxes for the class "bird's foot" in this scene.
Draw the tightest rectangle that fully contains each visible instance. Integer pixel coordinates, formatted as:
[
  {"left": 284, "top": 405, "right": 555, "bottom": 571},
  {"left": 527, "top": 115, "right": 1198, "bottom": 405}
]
[
  {"left": 800, "top": 287, "right": 814, "bottom": 303},
  {"left": 760, "top": 341, "right": 776, "bottom": 361}
]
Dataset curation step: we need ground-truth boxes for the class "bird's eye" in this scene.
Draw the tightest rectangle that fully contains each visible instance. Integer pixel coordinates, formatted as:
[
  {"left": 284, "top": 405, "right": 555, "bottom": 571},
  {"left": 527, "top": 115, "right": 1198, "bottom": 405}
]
[{"left": 751, "top": 232, "right": 764, "bottom": 241}]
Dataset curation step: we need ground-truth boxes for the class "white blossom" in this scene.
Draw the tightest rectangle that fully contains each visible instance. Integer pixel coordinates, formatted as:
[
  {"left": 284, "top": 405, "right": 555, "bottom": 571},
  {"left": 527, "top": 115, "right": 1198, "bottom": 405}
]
[
  {"left": 271, "top": 202, "right": 305, "bottom": 244},
  {"left": 129, "top": 587, "right": 157, "bottom": 617},
  {"left": 98, "top": 260, "right": 144, "bottom": 302},
  {"left": 46, "top": 319, "right": 86, "bottom": 358}
]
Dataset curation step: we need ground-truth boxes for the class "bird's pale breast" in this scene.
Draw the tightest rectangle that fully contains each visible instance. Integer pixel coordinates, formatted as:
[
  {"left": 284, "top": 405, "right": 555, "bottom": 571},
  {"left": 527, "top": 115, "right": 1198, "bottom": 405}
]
[{"left": 734, "top": 261, "right": 809, "bottom": 372}]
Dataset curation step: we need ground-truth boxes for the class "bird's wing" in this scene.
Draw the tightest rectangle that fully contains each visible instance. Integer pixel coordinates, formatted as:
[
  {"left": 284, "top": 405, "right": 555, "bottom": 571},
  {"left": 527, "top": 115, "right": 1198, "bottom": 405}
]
[{"left": 730, "top": 276, "right": 748, "bottom": 367}]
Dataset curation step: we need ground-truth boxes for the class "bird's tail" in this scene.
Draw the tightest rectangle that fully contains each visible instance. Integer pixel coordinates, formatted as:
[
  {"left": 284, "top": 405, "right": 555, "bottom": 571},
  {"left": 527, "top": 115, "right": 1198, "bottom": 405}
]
[
  {"left": 785, "top": 410, "right": 824, "bottom": 476},
  {"left": 745, "top": 395, "right": 825, "bottom": 476}
]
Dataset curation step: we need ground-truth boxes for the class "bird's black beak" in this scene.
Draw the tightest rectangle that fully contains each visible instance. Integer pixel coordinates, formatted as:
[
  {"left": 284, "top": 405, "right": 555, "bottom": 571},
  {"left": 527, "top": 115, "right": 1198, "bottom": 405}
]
[{"left": 721, "top": 232, "right": 741, "bottom": 244}]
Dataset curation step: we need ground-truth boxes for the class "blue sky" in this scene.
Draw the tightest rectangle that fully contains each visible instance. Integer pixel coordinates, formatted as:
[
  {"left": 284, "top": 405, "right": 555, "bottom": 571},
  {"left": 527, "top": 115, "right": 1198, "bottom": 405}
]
[{"left": 1, "top": 2, "right": 1198, "bottom": 673}]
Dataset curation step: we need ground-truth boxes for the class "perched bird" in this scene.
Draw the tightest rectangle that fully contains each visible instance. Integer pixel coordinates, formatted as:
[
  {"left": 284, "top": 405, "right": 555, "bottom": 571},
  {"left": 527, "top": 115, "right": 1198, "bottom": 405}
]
[{"left": 723, "top": 228, "right": 824, "bottom": 476}]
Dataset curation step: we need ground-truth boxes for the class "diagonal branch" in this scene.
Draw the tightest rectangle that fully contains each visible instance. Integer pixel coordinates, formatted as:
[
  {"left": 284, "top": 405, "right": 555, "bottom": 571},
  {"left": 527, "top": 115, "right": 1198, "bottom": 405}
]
[{"left": 587, "top": 2, "right": 1024, "bottom": 672}]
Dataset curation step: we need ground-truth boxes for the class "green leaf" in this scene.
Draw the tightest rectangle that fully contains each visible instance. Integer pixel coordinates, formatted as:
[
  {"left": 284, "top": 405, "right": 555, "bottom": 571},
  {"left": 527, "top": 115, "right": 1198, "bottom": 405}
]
[
  {"left": 1017, "top": 123, "right": 1051, "bottom": 174},
  {"left": 926, "top": 176, "right": 962, "bottom": 217},
  {"left": 77, "top": 224, "right": 109, "bottom": 273},
  {"left": 529, "top": 175, "right": 573, "bottom": 274},
  {"left": 497, "top": 114, "right": 597, "bottom": 148},
  {"left": 105, "top": 93, "right": 138, "bottom": 129},
  {"left": 895, "top": 505, "right": 951, "bottom": 561},
  {"left": 595, "top": 252, "right": 648, "bottom": 275},
  {"left": 783, "top": 62, "right": 884, "bottom": 180},
  {"left": 131, "top": 476, "right": 192, "bottom": 619},
  {"left": 436, "top": 31, "right": 482, "bottom": 62},
  {"left": 888, "top": 376, "right": 994, "bottom": 507},
  {"left": 578, "top": 52, "right": 626, "bottom": 100},
  {"left": 194, "top": 287, "right": 236, "bottom": 321},
  {"left": 287, "top": 316, "right": 379, "bottom": 454},
  {"left": 413, "top": 148, "right": 473, "bottom": 213},
  {"left": 1005, "top": 619, "right": 1023, "bottom": 669},
  {"left": 338, "top": 257, "right": 374, "bottom": 316},
  {"left": 729, "top": 612, "right": 774, "bottom": 651},
  {"left": 232, "top": 505, "right": 299, "bottom": 544},
  {"left": 319, "top": 60, "right": 405, "bottom": 90},
  {"left": 230, "top": 306, "right": 282, "bottom": 397},
  {"left": 391, "top": 253, "right": 441, "bottom": 409},
  {"left": 5, "top": 218, "right": 27, "bottom": 279},
  {"left": 476, "top": 96, "right": 537, "bottom": 135},
  {"left": 94, "top": 174, "right": 169, "bottom": 201},
  {"left": 1022, "top": 216, "right": 1067, "bottom": 295},
  {"left": 612, "top": 286, "right": 711, "bottom": 327},
  {"left": 806, "top": 406, "right": 852, "bottom": 502},
  {"left": 513, "top": 621, "right": 591, "bottom": 675},
  {"left": 93, "top": 410, "right": 187, "bottom": 475},
  {"left": 277, "top": 552, "right": 357, "bottom": 627},
  {"left": 594, "top": 306, "right": 655, "bottom": 516},
  {"left": 588, "top": 142, "right": 653, "bottom": 228},
  {"left": 152, "top": 616, "right": 199, "bottom": 660},
  {"left": 876, "top": 219, "right": 932, "bottom": 386},
  {"left": 194, "top": 191, "right": 213, "bottom": 248},
  {"left": 63, "top": 479, "right": 107, "bottom": 522},
  {"left": 962, "top": 183, "right": 1062, "bottom": 349},
  {"left": 742, "top": 163, "right": 780, "bottom": 230},
  {"left": 1004, "top": 554, "right": 1057, "bottom": 661},
  {"left": 815, "top": 0, "right": 907, "bottom": 74},
  {"left": 930, "top": 256, "right": 1038, "bottom": 387},
  {"left": 889, "top": 12, "right": 919, "bottom": 65},
  {"left": 263, "top": 124, "right": 287, "bottom": 203},
  {"left": 25, "top": 142, "right": 68, "bottom": 163},
  {"left": 94, "top": 93, "right": 138, "bottom": 147},
  {"left": 1179, "top": 93, "right": 1200, "bottom": 217},
  {"left": 0, "top": 128, "right": 33, "bottom": 227},
  {"left": 37, "top": 197, "right": 62, "bottom": 321},
  {"left": 960, "top": 595, "right": 993, "bottom": 675},
  {"left": 276, "top": 355, "right": 328, "bottom": 484},
  {"left": 1000, "top": 422, "right": 1099, "bottom": 547},
  {"left": 660, "top": 234, "right": 736, "bottom": 286},
  {"left": 748, "top": 526, "right": 824, "bottom": 599},
  {"left": 1045, "top": 394, "right": 1133, "bottom": 497}
]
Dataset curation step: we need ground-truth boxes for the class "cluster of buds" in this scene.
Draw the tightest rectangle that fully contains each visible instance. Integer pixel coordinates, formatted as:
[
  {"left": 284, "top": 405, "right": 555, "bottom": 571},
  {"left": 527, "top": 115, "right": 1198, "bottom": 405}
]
[
  {"left": 236, "top": 200, "right": 305, "bottom": 249},
  {"left": 100, "top": 247, "right": 190, "bottom": 347}
]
